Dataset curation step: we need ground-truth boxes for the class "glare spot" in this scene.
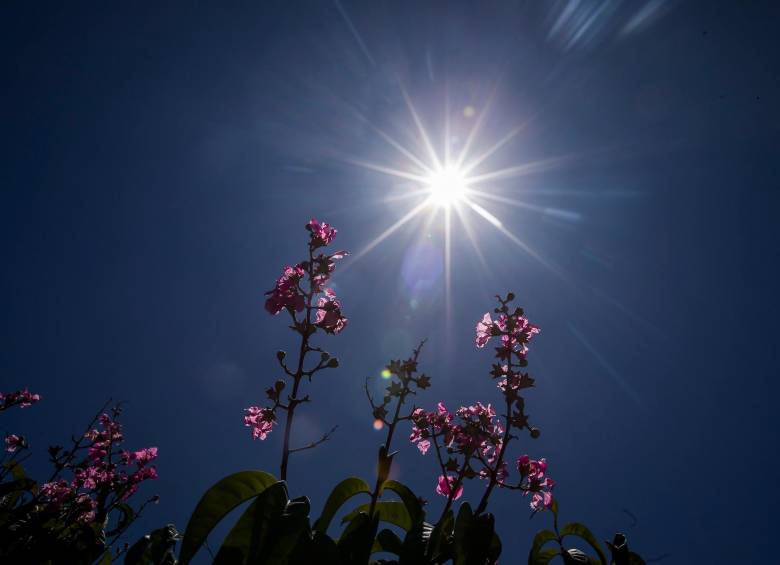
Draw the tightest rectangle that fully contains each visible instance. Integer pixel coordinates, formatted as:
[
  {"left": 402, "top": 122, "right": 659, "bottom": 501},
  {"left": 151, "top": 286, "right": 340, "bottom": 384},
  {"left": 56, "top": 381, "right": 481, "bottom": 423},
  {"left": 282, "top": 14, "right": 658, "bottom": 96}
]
[
  {"left": 426, "top": 166, "right": 468, "bottom": 207},
  {"left": 463, "top": 105, "right": 475, "bottom": 118},
  {"left": 373, "top": 419, "right": 384, "bottom": 430},
  {"left": 381, "top": 369, "right": 392, "bottom": 379}
]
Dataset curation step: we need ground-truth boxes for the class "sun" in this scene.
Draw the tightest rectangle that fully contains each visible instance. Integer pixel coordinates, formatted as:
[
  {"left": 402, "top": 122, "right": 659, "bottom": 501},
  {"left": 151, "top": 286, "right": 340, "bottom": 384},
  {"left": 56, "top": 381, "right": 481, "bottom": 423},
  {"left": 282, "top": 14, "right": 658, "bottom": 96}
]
[{"left": 426, "top": 165, "right": 468, "bottom": 207}]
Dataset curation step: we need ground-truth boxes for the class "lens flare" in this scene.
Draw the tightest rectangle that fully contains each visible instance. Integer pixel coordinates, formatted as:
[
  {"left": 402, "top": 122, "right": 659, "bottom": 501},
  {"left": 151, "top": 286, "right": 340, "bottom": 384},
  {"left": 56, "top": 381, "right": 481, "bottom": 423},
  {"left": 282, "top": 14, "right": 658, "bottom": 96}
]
[
  {"left": 380, "top": 369, "right": 392, "bottom": 379},
  {"left": 373, "top": 419, "right": 384, "bottom": 430},
  {"left": 426, "top": 165, "right": 468, "bottom": 207}
]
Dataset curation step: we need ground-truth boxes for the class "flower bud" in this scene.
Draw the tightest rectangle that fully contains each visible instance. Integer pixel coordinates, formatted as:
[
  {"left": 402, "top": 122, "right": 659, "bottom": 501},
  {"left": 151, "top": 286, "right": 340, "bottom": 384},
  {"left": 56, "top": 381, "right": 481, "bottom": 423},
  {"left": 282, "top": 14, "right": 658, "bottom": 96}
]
[
  {"left": 327, "top": 357, "right": 339, "bottom": 368},
  {"left": 274, "top": 380, "right": 286, "bottom": 391},
  {"left": 276, "top": 350, "right": 286, "bottom": 361},
  {"left": 530, "top": 427, "right": 541, "bottom": 439}
]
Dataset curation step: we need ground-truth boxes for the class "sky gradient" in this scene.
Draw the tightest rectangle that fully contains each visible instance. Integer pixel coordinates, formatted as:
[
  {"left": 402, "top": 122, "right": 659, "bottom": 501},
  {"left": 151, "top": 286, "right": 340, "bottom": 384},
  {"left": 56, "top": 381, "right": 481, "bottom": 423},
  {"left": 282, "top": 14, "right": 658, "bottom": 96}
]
[{"left": 2, "top": 2, "right": 779, "bottom": 563}]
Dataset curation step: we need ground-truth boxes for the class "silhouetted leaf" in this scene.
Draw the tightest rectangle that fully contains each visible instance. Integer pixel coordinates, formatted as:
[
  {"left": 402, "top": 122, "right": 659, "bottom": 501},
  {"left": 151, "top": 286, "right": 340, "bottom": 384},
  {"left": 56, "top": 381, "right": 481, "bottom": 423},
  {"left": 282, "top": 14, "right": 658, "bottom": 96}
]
[
  {"left": 533, "top": 548, "right": 561, "bottom": 564},
  {"left": 179, "top": 470, "right": 276, "bottom": 565},
  {"left": 560, "top": 523, "right": 607, "bottom": 565},
  {"left": 381, "top": 481, "right": 424, "bottom": 525},
  {"left": 376, "top": 529, "right": 404, "bottom": 555},
  {"left": 212, "top": 482, "right": 290, "bottom": 565},
  {"left": 313, "top": 477, "right": 371, "bottom": 535},
  {"left": 529, "top": 529, "right": 558, "bottom": 564},
  {"left": 126, "top": 524, "right": 180, "bottom": 565},
  {"left": 342, "top": 501, "right": 412, "bottom": 532}
]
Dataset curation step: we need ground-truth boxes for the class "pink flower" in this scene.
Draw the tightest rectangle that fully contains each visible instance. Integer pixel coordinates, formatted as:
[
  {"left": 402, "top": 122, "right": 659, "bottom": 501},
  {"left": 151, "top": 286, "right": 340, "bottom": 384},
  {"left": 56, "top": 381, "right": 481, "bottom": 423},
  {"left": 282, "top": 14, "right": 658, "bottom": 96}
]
[
  {"left": 124, "top": 447, "right": 158, "bottom": 465},
  {"left": 40, "top": 480, "right": 73, "bottom": 508},
  {"left": 315, "top": 289, "right": 348, "bottom": 334},
  {"left": 306, "top": 218, "right": 337, "bottom": 248},
  {"left": 416, "top": 439, "right": 431, "bottom": 455},
  {"left": 244, "top": 406, "right": 276, "bottom": 440},
  {"left": 530, "top": 490, "right": 554, "bottom": 511},
  {"left": 517, "top": 454, "right": 554, "bottom": 511},
  {"left": 475, "top": 313, "right": 494, "bottom": 348},
  {"left": 4, "top": 434, "right": 24, "bottom": 453},
  {"left": 436, "top": 475, "right": 464, "bottom": 500},
  {"left": 0, "top": 388, "right": 41, "bottom": 411},
  {"left": 265, "top": 265, "right": 306, "bottom": 315}
]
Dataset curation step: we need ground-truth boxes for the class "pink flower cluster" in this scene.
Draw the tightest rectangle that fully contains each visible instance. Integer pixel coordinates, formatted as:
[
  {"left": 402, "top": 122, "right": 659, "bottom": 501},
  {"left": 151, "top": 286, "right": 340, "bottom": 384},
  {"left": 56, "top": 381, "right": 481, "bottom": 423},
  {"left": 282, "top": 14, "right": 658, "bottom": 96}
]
[
  {"left": 475, "top": 311, "right": 540, "bottom": 362},
  {"left": 4, "top": 434, "right": 25, "bottom": 453},
  {"left": 265, "top": 265, "right": 306, "bottom": 315},
  {"left": 39, "top": 412, "right": 158, "bottom": 523},
  {"left": 306, "top": 218, "right": 337, "bottom": 248},
  {"left": 0, "top": 388, "right": 41, "bottom": 411},
  {"left": 517, "top": 455, "right": 555, "bottom": 511},
  {"left": 315, "top": 289, "right": 348, "bottom": 334},
  {"left": 411, "top": 401, "right": 508, "bottom": 500},
  {"left": 244, "top": 406, "right": 276, "bottom": 440},
  {"left": 436, "top": 475, "right": 464, "bottom": 501}
]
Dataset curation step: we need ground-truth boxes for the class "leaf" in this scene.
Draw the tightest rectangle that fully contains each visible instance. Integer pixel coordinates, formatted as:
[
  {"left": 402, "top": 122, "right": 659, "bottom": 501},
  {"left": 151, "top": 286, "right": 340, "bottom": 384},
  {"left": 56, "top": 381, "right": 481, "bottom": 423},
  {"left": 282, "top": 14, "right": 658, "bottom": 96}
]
[
  {"left": 376, "top": 529, "right": 404, "bottom": 555},
  {"left": 426, "top": 511, "right": 453, "bottom": 561},
  {"left": 342, "top": 501, "right": 412, "bottom": 532},
  {"left": 178, "top": 470, "right": 277, "bottom": 565},
  {"left": 381, "top": 480, "right": 424, "bottom": 525},
  {"left": 313, "top": 477, "right": 371, "bottom": 535},
  {"left": 528, "top": 529, "right": 559, "bottom": 564},
  {"left": 452, "top": 505, "right": 497, "bottom": 565},
  {"left": 106, "top": 503, "right": 135, "bottom": 537},
  {"left": 125, "top": 525, "right": 181, "bottom": 565},
  {"left": 96, "top": 550, "right": 112, "bottom": 565},
  {"left": 337, "top": 512, "right": 379, "bottom": 565},
  {"left": 534, "top": 548, "right": 562, "bottom": 564},
  {"left": 212, "top": 482, "right": 290, "bottom": 565},
  {"left": 560, "top": 523, "right": 608, "bottom": 565}
]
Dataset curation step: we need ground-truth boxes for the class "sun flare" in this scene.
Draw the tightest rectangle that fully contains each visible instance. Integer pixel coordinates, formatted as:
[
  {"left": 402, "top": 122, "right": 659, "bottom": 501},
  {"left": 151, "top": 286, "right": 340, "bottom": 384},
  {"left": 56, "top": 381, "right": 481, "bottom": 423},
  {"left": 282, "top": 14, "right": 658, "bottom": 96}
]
[{"left": 426, "top": 165, "right": 469, "bottom": 207}]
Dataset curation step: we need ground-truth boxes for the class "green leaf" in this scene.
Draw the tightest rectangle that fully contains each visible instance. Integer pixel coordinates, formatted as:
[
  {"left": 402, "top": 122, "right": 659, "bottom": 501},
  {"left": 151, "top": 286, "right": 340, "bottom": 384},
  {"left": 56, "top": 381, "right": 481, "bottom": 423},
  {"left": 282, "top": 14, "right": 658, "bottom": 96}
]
[
  {"left": 381, "top": 480, "right": 424, "bottom": 525},
  {"left": 106, "top": 503, "right": 135, "bottom": 537},
  {"left": 529, "top": 529, "right": 559, "bottom": 564},
  {"left": 452, "top": 505, "right": 497, "bottom": 565},
  {"left": 313, "top": 477, "right": 371, "bottom": 535},
  {"left": 426, "top": 511, "right": 453, "bottom": 561},
  {"left": 376, "top": 529, "right": 404, "bottom": 555},
  {"left": 213, "top": 482, "right": 290, "bottom": 565},
  {"left": 179, "top": 470, "right": 277, "bottom": 565},
  {"left": 125, "top": 524, "right": 181, "bottom": 565},
  {"left": 560, "top": 523, "right": 608, "bottom": 565},
  {"left": 534, "top": 548, "right": 562, "bottom": 564},
  {"left": 342, "top": 501, "right": 412, "bottom": 531},
  {"left": 337, "top": 512, "right": 379, "bottom": 565},
  {"left": 96, "top": 550, "right": 112, "bottom": 565}
]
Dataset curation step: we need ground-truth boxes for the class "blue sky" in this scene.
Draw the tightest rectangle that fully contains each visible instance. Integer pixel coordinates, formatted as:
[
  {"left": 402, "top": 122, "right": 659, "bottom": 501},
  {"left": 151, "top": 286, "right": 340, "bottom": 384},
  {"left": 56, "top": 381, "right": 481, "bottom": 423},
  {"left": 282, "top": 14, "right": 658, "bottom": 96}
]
[{"left": 1, "top": 2, "right": 778, "bottom": 563}]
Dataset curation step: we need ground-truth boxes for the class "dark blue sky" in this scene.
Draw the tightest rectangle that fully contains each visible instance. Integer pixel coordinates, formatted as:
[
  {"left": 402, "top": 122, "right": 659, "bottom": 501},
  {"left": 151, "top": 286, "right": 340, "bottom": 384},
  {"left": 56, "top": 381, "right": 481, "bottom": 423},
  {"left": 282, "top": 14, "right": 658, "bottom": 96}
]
[{"left": 2, "top": 2, "right": 778, "bottom": 563}]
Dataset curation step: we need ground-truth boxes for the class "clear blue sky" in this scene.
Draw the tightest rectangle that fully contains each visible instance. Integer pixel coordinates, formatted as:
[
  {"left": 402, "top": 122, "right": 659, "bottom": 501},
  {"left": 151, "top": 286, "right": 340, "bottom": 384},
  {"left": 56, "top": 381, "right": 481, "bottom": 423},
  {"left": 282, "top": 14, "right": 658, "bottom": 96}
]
[{"left": 2, "top": 2, "right": 778, "bottom": 563}]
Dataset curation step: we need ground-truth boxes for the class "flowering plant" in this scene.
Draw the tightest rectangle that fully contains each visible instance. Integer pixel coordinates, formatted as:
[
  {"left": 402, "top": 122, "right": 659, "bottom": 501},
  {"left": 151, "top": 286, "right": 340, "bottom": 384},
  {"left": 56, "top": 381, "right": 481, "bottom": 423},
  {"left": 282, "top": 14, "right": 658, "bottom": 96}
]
[
  {"left": 0, "top": 399, "right": 160, "bottom": 564},
  {"left": 0, "top": 219, "right": 646, "bottom": 564}
]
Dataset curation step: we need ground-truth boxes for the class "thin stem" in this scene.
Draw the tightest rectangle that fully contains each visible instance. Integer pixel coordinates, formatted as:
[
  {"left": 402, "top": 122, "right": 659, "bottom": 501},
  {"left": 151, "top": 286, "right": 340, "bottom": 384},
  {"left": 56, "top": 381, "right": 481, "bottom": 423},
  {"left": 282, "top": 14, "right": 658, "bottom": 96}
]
[
  {"left": 367, "top": 341, "right": 426, "bottom": 518},
  {"left": 279, "top": 245, "right": 315, "bottom": 481},
  {"left": 475, "top": 359, "right": 515, "bottom": 515}
]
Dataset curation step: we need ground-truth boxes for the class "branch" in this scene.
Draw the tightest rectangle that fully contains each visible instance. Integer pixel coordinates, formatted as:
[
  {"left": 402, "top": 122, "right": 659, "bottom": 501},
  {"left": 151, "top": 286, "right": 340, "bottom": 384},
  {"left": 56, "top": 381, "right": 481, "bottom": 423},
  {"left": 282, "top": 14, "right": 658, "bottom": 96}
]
[{"left": 289, "top": 425, "right": 338, "bottom": 454}]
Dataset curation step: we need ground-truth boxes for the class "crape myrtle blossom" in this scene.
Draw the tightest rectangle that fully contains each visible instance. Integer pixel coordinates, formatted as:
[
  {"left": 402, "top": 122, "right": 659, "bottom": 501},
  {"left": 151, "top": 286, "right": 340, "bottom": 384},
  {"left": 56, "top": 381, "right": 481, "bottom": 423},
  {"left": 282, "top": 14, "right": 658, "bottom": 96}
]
[
  {"left": 411, "top": 401, "right": 506, "bottom": 501},
  {"left": 244, "top": 406, "right": 276, "bottom": 440},
  {"left": 247, "top": 219, "right": 346, "bottom": 481},
  {"left": 306, "top": 218, "right": 337, "bottom": 248},
  {"left": 265, "top": 265, "right": 306, "bottom": 315},
  {"left": 32, "top": 406, "right": 159, "bottom": 526},
  {"left": 0, "top": 388, "right": 41, "bottom": 411},
  {"left": 315, "top": 289, "right": 348, "bottom": 334},
  {"left": 436, "top": 475, "right": 464, "bottom": 501},
  {"left": 411, "top": 294, "right": 554, "bottom": 515},
  {"left": 5, "top": 434, "right": 25, "bottom": 453},
  {"left": 517, "top": 454, "right": 555, "bottom": 511}
]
